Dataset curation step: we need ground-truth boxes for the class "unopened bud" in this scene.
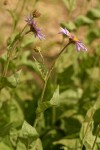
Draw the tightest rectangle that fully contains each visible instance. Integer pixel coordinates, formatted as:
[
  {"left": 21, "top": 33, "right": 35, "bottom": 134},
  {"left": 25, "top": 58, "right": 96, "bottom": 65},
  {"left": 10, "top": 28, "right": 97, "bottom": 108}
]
[
  {"left": 3, "top": 0, "right": 8, "bottom": 5},
  {"left": 32, "top": 9, "right": 41, "bottom": 18},
  {"left": 33, "top": 46, "right": 41, "bottom": 52}
]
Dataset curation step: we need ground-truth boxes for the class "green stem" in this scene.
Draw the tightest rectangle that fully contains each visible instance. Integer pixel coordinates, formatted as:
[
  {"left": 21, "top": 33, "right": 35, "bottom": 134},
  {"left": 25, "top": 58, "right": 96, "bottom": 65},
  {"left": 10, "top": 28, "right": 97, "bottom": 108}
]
[
  {"left": 40, "top": 41, "right": 72, "bottom": 103},
  {"left": 34, "top": 41, "right": 72, "bottom": 127},
  {"left": 81, "top": 110, "right": 94, "bottom": 149},
  {"left": 2, "top": 23, "right": 27, "bottom": 78},
  {"left": 2, "top": 49, "right": 12, "bottom": 77},
  {"left": 92, "top": 124, "right": 100, "bottom": 150},
  {"left": 52, "top": 107, "right": 56, "bottom": 125}
]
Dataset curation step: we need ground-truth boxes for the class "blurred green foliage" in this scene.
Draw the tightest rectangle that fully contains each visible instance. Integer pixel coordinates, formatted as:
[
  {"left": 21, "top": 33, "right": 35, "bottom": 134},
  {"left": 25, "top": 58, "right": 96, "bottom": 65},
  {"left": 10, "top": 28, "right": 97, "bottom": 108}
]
[{"left": 0, "top": 0, "right": 100, "bottom": 150}]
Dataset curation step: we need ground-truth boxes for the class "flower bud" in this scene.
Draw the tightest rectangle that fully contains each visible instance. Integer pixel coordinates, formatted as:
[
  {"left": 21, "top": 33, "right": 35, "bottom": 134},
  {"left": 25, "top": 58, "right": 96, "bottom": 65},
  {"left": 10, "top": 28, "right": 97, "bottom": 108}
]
[
  {"left": 3, "top": 0, "right": 8, "bottom": 5},
  {"left": 33, "top": 46, "right": 41, "bottom": 53},
  {"left": 32, "top": 9, "right": 41, "bottom": 18}
]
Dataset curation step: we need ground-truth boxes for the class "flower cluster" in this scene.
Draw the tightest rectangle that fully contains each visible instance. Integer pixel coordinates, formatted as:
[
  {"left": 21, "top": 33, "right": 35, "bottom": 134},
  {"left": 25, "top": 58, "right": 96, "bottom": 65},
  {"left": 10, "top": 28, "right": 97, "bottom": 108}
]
[
  {"left": 25, "top": 15, "right": 45, "bottom": 40},
  {"left": 60, "top": 28, "right": 87, "bottom": 51}
]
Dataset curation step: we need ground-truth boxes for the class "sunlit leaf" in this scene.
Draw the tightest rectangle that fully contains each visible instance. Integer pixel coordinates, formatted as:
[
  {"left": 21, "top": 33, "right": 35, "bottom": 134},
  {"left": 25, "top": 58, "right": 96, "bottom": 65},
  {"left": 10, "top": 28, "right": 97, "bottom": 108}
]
[
  {"left": 19, "top": 121, "right": 39, "bottom": 139},
  {"left": 54, "top": 138, "right": 80, "bottom": 149},
  {"left": 15, "top": 121, "right": 41, "bottom": 150},
  {"left": 32, "top": 138, "right": 43, "bottom": 150}
]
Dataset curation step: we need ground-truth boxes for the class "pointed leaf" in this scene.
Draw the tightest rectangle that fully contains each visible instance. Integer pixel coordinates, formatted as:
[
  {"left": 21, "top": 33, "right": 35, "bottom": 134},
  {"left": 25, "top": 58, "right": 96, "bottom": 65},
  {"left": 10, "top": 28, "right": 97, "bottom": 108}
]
[
  {"left": 33, "top": 57, "right": 48, "bottom": 80},
  {"left": 50, "top": 85, "right": 59, "bottom": 106},
  {"left": 36, "top": 86, "right": 60, "bottom": 114},
  {"left": 19, "top": 121, "right": 39, "bottom": 139}
]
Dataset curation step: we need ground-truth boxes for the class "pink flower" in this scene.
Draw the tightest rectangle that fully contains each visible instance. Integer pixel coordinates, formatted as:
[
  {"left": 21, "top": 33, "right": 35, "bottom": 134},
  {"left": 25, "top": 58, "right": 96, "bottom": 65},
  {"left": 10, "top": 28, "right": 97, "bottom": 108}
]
[
  {"left": 25, "top": 15, "right": 45, "bottom": 40},
  {"left": 60, "top": 28, "right": 87, "bottom": 51}
]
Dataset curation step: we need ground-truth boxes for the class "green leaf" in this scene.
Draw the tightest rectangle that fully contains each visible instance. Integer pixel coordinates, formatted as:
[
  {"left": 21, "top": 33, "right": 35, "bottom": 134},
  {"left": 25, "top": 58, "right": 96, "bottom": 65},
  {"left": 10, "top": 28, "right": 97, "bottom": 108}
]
[
  {"left": 75, "top": 15, "right": 93, "bottom": 27},
  {"left": 80, "top": 100, "right": 100, "bottom": 150},
  {"left": 87, "top": 8, "right": 100, "bottom": 20},
  {"left": 50, "top": 85, "right": 59, "bottom": 106},
  {"left": 33, "top": 57, "right": 48, "bottom": 80},
  {"left": 0, "top": 77, "right": 15, "bottom": 89},
  {"left": 36, "top": 86, "right": 59, "bottom": 114},
  {"left": 61, "top": 21, "right": 76, "bottom": 31},
  {"left": 87, "top": 67, "right": 100, "bottom": 80},
  {"left": 20, "top": 51, "right": 40, "bottom": 72},
  {"left": 59, "top": 88, "right": 83, "bottom": 103},
  {"left": 19, "top": 121, "right": 39, "bottom": 139},
  {"left": 0, "top": 142, "right": 13, "bottom": 150},
  {"left": 9, "top": 99, "right": 24, "bottom": 126},
  {"left": 31, "top": 138, "right": 43, "bottom": 150},
  {"left": 54, "top": 139, "right": 80, "bottom": 149},
  {"left": 86, "top": 28, "right": 100, "bottom": 43},
  {"left": 16, "top": 121, "right": 40, "bottom": 150},
  {"left": 7, "top": 32, "right": 21, "bottom": 48},
  {"left": 93, "top": 108, "right": 100, "bottom": 134},
  {"left": 0, "top": 70, "right": 21, "bottom": 89},
  {"left": 21, "top": 36, "right": 35, "bottom": 48},
  {"left": 80, "top": 107, "right": 96, "bottom": 150},
  {"left": 7, "top": 70, "right": 22, "bottom": 87},
  {"left": 0, "top": 123, "right": 13, "bottom": 138},
  {"left": 36, "top": 101, "right": 51, "bottom": 114},
  {"left": 60, "top": 146, "right": 68, "bottom": 150}
]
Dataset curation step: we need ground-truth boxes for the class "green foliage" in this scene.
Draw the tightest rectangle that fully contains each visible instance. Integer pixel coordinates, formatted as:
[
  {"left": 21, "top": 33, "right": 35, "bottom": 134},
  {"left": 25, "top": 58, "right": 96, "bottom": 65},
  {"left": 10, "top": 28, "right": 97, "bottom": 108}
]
[
  {"left": 0, "top": 0, "right": 100, "bottom": 150},
  {"left": 33, "top": 57, "right": 48, "bottom": 81},
  {"left": 0, "top": 121, "right": 43, "bottom": 150},
  {"left": 36, "top": 86, "right": 59, "bottom": 114},
  {"left": 87, "top": 8, "right": 100, "bottom": 20},
  {"left": 62, "top": 0, "right": 76, "bottom": 11},
  {"left": 75, "top": 15, "right": 93, "bottom": 27},
  {"left": 86, "top": 28, "right": 100, "bottom": 44},
  {"left": 7, "top": 10, "right": 19, "bottom": 30},
  {"left": 61, "top": 21, "right": 76, "bottom": 31},
  {"left": 80, "top": 100, "right": 100, "bottom": 150}
]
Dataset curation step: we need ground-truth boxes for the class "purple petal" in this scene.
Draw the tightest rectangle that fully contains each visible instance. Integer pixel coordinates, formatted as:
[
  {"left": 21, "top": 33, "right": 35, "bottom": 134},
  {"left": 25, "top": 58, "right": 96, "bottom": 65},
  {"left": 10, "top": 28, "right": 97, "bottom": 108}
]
[
  {"left": 25, "top": 14, "right": 33, "bottom": 24},
  {"left": 59, "top": 27, "right": 70, "bottom": 36},
  {"left": 77, "top": 41, "right": 87, "bottom": 51},
  {"left": 76, "top": 43, "right": 81, "bottom": 51},
  {"left": 25, "top": 15, "right": 45, "bottom": 40},
  {"left": 37, "top": 33, "right": 45, "bottom": 40}
]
